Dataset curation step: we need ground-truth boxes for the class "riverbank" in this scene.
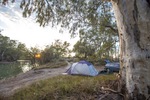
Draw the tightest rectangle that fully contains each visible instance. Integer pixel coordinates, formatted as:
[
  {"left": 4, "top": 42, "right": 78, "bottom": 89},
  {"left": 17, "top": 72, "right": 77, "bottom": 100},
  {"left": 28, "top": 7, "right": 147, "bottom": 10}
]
[{"left": 0, "top": 66, "right": 68, "bottom": 97}]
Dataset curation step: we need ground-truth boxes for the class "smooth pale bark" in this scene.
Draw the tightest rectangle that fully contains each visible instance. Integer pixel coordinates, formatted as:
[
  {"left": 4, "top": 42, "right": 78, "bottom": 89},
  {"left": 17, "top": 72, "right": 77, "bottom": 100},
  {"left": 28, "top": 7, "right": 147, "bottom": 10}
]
[{"left": 111, "top": 0, "right": 150, "bottom": 99}]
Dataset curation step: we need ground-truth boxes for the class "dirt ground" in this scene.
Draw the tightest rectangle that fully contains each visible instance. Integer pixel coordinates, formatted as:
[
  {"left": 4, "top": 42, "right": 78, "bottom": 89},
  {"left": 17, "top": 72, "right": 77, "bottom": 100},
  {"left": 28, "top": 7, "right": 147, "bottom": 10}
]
[
  {"left": 0, "top": 64, "right": 104, "bottom": 97},
  {"left": 0, "top": 66, "right": 68, "bottom": 97}
]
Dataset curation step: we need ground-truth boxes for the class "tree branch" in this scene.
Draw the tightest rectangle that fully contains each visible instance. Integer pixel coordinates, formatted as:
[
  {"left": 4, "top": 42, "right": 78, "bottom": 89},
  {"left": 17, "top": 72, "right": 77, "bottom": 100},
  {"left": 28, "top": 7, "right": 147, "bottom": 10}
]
[
  {"left": 45, "top": 0, "right": 54, "bottom": 16},
  {"left": 104, "top": 25, "right": 118, "bottom": 33},
  {"left": 101, "top": 87, "right": 125, "bottom": 98}
]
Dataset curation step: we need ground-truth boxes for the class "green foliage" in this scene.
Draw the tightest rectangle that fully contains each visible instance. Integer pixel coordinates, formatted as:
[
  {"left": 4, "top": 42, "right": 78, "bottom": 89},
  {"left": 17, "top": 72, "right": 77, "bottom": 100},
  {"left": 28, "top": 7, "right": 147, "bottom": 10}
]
[
  {"left": 71, "top": 2, "right": 119, "bottom": 63},
  {"left": 2, "top": 0, "right": 120, "bottom": 64},
  {"left": 73, "top": 26, "right": 118, "bottom": 63},
  {"left": 6, "top": 75, "right": 117, "bottom": 100},
  {"left": 0, "top": 34, "right": 29, "bottom": 61},
  {"left": 16, "top": 42, "right": 29, "bottom": 60},
  {"left": 73, "top": 41, "right": 95, "bottom": 59},
  {"left": 19, "top": 0, "right": 119, "bottom": 63},
  {"left": 27, "top": 46, "right": 41, "bottom": 64},
  {"left": 41, "top": 40, "right": 70, "bottom": 64},
  {"left": 19, "top": 0, "right": 117, "bottom": 34}
]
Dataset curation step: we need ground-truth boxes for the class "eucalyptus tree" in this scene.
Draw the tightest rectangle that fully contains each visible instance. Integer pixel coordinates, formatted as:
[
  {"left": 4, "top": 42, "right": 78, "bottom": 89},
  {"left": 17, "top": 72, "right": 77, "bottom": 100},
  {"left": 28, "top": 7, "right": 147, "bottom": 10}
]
[
  {"left": 0, "top": 34, "right": 28, "bottom": 61},
  {"left": 27, "top": 46, "right": 41, "bottom": 64},
  {"left": 41, "top": 45, "right": 55, "bottom": 63},
  {"left": 73, "top": 40, "right": 95, "bottom": 59},
  {"left": 0, "top": 34, "right": 18, "bottom": 61},
  {"left": 41, "top": 40, "right": 70, "bottom": 63},
  {"left": 51, "top": 40, "right": 71, "bottom": 57},
  {"left": 78, "top": 26, "right": 118, "bottom": 61},
  {"left": 0, "top": 34, "right": 10, "bottom": 61},
  {"left": 3, "top": 39, "right": 18, "bottom": 61},
  {"left": 16, "top": 42, "right": 29, "bottom": 60},
  {"left": 2, "top": 0, "right": 150, "bottom": 99},
  {"left": 112, "top": 1, "right": 150, "bottom": 99},
  {"left": 72, "top": 2, "right": 118, "bottom": 61}
]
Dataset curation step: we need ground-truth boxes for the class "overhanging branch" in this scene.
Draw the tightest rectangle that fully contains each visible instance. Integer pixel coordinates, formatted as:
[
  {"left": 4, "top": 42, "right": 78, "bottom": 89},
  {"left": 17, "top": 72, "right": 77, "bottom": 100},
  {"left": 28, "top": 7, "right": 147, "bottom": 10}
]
[{"left": 104, "top": 25, "right": 118, "bottom": 33}]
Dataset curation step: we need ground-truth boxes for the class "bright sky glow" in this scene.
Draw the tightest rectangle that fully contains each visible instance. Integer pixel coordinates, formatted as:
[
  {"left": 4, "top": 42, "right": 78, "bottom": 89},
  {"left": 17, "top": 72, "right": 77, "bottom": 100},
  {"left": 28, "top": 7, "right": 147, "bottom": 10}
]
[{"left": 0, "top": 2, "right": 79, "bottom": 50}]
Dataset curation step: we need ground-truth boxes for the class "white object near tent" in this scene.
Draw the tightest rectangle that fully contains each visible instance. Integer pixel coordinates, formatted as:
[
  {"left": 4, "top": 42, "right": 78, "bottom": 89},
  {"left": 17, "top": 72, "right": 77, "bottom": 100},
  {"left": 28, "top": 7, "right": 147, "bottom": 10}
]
[{"left": 65, "top": 60, "right": 98, "bottom": 76}]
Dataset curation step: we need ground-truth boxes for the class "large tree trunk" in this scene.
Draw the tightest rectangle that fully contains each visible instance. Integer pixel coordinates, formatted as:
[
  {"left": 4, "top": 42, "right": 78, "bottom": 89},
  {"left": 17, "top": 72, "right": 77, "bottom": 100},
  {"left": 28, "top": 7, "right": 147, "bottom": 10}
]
[{"left": 111, "top": 0, "right": 150, "bottom": 99}]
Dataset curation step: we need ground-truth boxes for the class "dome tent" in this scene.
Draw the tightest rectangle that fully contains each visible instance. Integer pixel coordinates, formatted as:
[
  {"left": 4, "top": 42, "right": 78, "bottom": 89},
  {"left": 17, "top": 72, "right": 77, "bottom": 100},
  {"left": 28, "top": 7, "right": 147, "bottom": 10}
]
[{"left": 66, "top": 60, "right": 98, "bottom": 76}]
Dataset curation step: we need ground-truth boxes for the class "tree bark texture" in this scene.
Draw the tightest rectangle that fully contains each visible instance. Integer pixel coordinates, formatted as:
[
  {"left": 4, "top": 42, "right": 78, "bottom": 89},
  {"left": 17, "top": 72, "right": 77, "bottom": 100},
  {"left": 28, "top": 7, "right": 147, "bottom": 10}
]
[{"left": 111, "top": 0, "right": 150, "bottom": 100}]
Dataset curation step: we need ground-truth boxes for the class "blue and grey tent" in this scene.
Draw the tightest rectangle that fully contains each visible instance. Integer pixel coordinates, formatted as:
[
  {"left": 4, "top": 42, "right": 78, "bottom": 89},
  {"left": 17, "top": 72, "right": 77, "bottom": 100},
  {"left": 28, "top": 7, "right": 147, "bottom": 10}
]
[{"left": 66, "top": 60, "right": 98, "bottom": 76}]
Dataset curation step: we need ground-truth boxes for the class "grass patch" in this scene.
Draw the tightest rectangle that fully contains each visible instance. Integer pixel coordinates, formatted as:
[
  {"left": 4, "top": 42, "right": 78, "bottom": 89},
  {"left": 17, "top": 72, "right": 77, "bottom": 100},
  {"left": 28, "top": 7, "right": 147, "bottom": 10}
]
[
  {"left": 35, "top": 60, "right": 68, "bottom": 69},
  {"left": 0, "top": 62, "right": 22, "bottom": 80},
  {"left": 5, "top": 74, "right": 117, "bottom": 100}
]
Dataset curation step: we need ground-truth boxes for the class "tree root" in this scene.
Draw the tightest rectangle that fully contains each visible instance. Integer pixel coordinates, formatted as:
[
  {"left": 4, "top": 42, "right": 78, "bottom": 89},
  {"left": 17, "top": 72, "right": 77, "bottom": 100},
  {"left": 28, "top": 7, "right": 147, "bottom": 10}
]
[
  {"left": 99, "top": 93, "right": 110, "bottom": 100},
  {"left": 101, "top": 87, "right": 125, "bottom": 99}
]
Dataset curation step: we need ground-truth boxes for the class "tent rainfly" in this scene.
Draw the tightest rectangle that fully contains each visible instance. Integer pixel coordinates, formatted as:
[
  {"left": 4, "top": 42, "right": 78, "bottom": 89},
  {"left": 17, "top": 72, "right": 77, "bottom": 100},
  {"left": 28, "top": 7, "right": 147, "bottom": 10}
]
[{"left": 66, "top": 60, "right": 98, "bottom": 76}]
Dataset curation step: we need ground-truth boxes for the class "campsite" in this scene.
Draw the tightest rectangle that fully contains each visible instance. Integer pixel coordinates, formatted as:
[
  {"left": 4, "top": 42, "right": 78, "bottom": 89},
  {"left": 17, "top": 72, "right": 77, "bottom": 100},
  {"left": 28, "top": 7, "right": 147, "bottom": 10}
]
[
  {"left": 0, "top": 60, "right": 122, "bottom": 100},
  {"left": 0, "top": 0, "right": 149, "bottom": 100}
]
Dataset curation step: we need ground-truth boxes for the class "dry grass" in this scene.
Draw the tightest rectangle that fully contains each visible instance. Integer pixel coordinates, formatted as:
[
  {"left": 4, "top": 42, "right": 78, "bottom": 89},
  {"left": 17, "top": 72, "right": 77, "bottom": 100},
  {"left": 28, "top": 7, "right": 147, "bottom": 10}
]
[
  {"left": 35, "top": 60, "right": 68, "bottom": 69},
  {"left": 1, "top": 74, "right": 118, "bottom": 100}
]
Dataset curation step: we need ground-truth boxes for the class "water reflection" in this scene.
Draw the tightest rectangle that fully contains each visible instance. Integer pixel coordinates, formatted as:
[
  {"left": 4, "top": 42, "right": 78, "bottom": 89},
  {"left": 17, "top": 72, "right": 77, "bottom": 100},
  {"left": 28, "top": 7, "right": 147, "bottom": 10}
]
[
  {"left": 21, "top": 63, "right": 32, "bottom": 73},
  {"left": 17, "top": 60, "right": 33, "bottom": 73},
  {"left": 0, "top": 60, "right": 34, "bottom": 80}
]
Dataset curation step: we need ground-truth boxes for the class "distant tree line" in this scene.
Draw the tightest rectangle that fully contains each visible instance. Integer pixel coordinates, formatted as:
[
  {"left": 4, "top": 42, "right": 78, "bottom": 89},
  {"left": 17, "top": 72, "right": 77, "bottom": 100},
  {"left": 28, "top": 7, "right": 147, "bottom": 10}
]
[
  {"left": 0, "top": 29, "right": 118, "bottom": 66},
  {"left": 0, "top": 31, "right": 71, "bottom": 64}
]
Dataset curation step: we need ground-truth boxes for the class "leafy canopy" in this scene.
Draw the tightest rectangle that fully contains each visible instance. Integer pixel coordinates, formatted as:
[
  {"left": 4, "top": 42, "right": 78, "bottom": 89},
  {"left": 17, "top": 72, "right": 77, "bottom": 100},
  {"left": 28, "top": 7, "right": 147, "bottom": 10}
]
[
  {"left": 19, "top": 0, "right": 116, "bottom": 33},
  {"left": 1, "top": 0, "right": 119, "bottom": 62}
]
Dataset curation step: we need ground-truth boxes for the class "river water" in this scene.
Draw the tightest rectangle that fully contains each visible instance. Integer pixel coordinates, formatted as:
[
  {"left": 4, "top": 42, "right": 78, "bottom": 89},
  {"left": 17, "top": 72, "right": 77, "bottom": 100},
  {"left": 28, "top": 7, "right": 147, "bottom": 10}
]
[
  {"left": 0, "top": 60, "right": 33, "bottom": 80},
  {"left": 19, "top": 61, "right": 33, "bottom": 73}
]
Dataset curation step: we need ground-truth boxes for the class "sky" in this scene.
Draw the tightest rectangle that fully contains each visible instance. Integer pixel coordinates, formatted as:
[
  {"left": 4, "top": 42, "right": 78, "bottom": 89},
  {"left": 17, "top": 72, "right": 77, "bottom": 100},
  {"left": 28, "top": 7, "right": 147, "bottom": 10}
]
[{"left": 0, "top": 1, "right": 79, "bottom": 50}]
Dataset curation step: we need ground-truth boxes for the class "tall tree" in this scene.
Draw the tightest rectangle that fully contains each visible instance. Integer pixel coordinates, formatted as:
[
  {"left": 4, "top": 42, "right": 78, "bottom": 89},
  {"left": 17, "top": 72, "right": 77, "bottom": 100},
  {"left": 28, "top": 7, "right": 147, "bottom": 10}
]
[
  {"left": 41, "top": 40, "right": 70, "bottom": 63},
  {"left": 52, "top": 40, "right": 71, "bottom": 57},
  {"left": 111, "top": 0, "right": 150, "bottom": 99},
  {"left": 28, "top": 46, "right": 41, "bottom": 64},
  {"left": 0, "top": 34, "right": 18, "bottom": 61},
  {"left": 16, "top": 42, "right": 29, "bottom": 60},
  {"left": 73, "top": 40, "right": 95, "bottom": 59},
  {"left": 72, "top": 2, "right": 118, "bottom": 62},
  {"left": 2, "top": 0, "right": 150, "bottom": 99},
  {"left": 0, "top": 33, "right": 29, "bottom": 61}
]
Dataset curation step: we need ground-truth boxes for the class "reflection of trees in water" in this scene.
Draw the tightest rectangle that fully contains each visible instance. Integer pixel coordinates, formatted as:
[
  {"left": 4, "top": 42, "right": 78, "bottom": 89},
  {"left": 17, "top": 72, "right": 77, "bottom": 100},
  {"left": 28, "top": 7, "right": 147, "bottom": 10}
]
[
  {"left": 0, "top": 62, "right": 22, "bottom": 80},
  {"left": 17, "top": 60, "right": 33, "bottom": 73}
]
